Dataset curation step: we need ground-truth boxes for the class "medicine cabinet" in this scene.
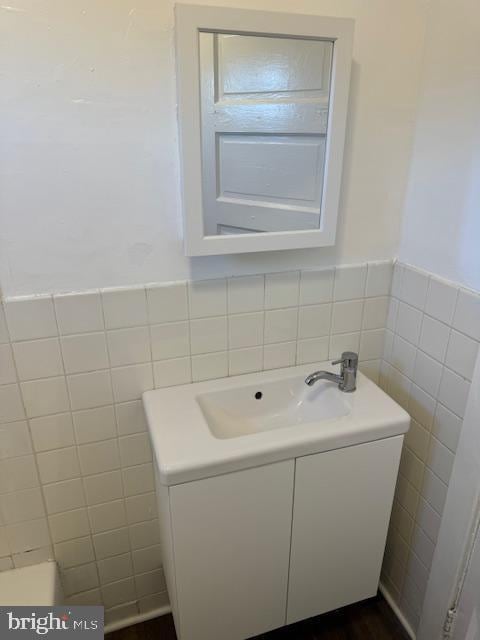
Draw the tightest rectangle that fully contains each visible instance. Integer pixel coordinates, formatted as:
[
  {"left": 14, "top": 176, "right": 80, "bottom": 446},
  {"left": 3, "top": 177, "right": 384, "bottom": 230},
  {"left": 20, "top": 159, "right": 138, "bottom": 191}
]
[{"left": 175, "top": 4, "right": 354, "bottom": 255}]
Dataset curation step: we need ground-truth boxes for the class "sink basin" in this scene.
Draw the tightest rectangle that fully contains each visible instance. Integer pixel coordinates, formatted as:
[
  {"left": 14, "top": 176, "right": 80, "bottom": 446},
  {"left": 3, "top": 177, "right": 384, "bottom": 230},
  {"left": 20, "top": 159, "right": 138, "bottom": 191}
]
[
  {"left": 143, "top": 362, "right": 410, "bottom": 486},
  {"left": 198, "top": 377, "right": 350, "bottom": 439}
]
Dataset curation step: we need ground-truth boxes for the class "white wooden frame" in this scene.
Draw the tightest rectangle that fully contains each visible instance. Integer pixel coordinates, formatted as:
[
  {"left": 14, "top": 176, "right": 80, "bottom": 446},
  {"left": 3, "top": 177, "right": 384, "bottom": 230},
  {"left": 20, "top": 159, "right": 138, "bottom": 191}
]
[{"left": 175, "top": 4, "right": 354, "bottom": 256}]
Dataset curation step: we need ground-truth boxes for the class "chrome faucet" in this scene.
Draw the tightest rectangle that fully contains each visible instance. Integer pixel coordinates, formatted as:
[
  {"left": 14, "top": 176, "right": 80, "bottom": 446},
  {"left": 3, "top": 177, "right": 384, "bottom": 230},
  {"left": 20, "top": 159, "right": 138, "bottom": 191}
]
[{"left": 305, "top": 351, "right": 358, "bottom": 392}]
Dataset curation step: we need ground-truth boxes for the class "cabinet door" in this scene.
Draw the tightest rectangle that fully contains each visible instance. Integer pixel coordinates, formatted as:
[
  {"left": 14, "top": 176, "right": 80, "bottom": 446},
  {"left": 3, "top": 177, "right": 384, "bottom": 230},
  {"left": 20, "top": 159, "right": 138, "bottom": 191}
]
[
  {"left": 170, "top": 460, "right": 294, "bottom": 640},
  {"left": 287, "top": 436, "right": 403, "bottom": 624}
]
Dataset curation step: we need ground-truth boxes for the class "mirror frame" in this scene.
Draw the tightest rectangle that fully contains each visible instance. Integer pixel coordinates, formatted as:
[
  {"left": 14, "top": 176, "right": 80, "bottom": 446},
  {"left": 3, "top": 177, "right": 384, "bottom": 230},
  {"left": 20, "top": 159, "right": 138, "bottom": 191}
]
[{"left": 175, "top": 4, "right": 354, "bottom": 256}]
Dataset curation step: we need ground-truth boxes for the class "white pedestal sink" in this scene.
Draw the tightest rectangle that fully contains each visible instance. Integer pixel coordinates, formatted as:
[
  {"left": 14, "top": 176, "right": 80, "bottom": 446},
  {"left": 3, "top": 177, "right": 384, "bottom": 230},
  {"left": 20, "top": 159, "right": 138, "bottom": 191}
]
[{"left": 143, "top": 362, "right": 410, "bottom": 640}]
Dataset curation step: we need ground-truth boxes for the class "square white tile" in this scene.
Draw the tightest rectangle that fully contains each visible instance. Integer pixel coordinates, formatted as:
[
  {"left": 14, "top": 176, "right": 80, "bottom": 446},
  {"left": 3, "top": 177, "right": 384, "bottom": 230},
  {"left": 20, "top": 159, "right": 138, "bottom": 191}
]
[
  {"left": 54, "top": 292, "right": 104, "bottom": 335},
  {"left": 150, "top": 322, "right": 190, "bottom": 360},
  {"left": 426, "top": 437, "right": 454, "bottom": 486},
  {"left": 228, "top": 347, "right": 263, "bottom": 376},
  {"left": 365, "top": 261, "right": 393, "bottom": 297},
  {"left": 122, "top": 464, "right": 154, "bottom": 498},
  {"left": 13, "top": 338, "right": 64, "bottom": 381},
  {"left": 20, "top": 377, "right": 70, "bottom": 418},
  {"left": 135, "top": 569, "right": 165, "bottom": 598},
  {"left": 102, "top": 577, "right": 136, "bottom": 609},
  {"left": 5, "top": 518, "right": 51, "bottom": 554},
  {"left": 396, "top": 303, "right": 422, "bottom": 345},
  {"left": 111, "top": 364, "right": 153, "bottom": 403},
  {"left": 89, "top": 499, "right": 127, "bottom": 534},
  {"left": 453, "top": 289, "right": 480, "bottom": 341},
  {"left": 119, "top": 433, "right": 152, "bottom": 467},
  {"left": 190, "top": 317, "right": 227, "bottom": 355},
  {"left": 78, "top": 439, "right": 120, "bottom": 476},
  {"left": 0, "top": 488, "right": 45, "bottom": 524},
  {"left": 227, "top": 275, "right": 264, "bottom": 314},
  {"left": 329, "top": 332, "right": 361, "bottom": 360},
  {"left": 432, "top": 403, "right": 462, "bottom": 453},
  {"left": 48, "top": 508, "right": 91, "bottom": 543},
  {"left": 0, "top": 306, "right": 9, "bottom": 343},
  {"left": 333, "top": 265, "right": 367, "bottom": 301},
  {"left": 73, "top": 405, "right": 117, "bottom": 444},
  {"left": 0, "top": 385, "right": 26, "bottom": 424},
  {"left": 445, "top": 330, "right": 478, "bottom": 380},
  {"left": 400, "top": 266, "right": 429, "bottom": 310},
  {"left": 61, "top": 333, "right": 109, "bottom": 374},
  {"left": 129, "top": 520, "right": 160, "bottom": 550},
  {"left": 297, "top": 304, "right": 331, "bottom": 339},
  {"left": 0, "top": 344, "right": 17, "bottom": 385},
  {"left": 5, "top": 296, "right": 57, "bottom": 341},
  {"left": 37, "top": 447, "right": 81, "bottom": 484},
  {"left": 264, "top": 271, "right": 299, "bottom": 309},
  {"left": 43, "top": 478, "right": 86, "bottom": 514},
  {"left": 331, "top": 300, "right": 364, "bottom": 335},
  {"left": 359, "top": 329, "right": 385, "bottom": 361},
  {"left": 68, "top": 370, "right": 113, "bottom": 411},
  {"left": 0, "top": 420, "right": 31, "bottom": 458},
  {"left": 153, "top": 357, "right": 191, "bottom": 389},
  {"left": 424, "top": 277, "right": 458, "bottom": 325},
  {"left": 63, "top": 562, "right": 99, "bottom": 596},
  {"left": 296, "top": 337, "right": 329, "bottom": 365},
  {"left": 0, "top": 455, "right": 39, "bottom": 493},
  {"left": 188, "top": 279, "right": 227, "bottom": 318},
  {"left": 54, "top": 537, "right": 95, "bottom": 569},
  {"left": 228, "top": 312, "right": 264, "bottom": 349},
  {"left": 191, "top": 352, "right": 228, "bottom": 382},
  {"left": 421, "top": 468, "right": 447, "bottom": 518},
  {"left": 413, "top": 350, "right": 443, "bottom": 398},
  {"left": 409, "top": 384, "right": 436, "bottom": 429},
  {"left": 438, "top": 368, "right": 470, "bottom": 418},
  {"left": 299, "top": 269, "right": 334, "bottom": 306},
  {"left": 263, "top": 342, "right": 296, "bottom": 370},
  {"left": 419, "top": 316, "right": 450, "bottom": 363},
  {"left": 93, "top": 528, "right": 131, "bottom": 560},
  {"left": 362, "top": 297, "right": 389, "bottom": 330},
  {"left": 125, "top": 493, "right": 157, "bottom": 524},
  {"left": 98, "top": 552, "right": 133, "bottom": 585},
  {"left": 391, "top": 335, "right": 417, "bottom": 379},
  {"left": 84, "top": 471, "right": 124, "bottom": 506},
  {"left": 146, "top": 282, "right": 188, "bottom": 324},
  {"left": 102, "top": 288, "right": 148, "bottom": 330},
  {"left": 107, "top": 327, "right": 151, "bottom": 367},
  {"left": 264, "top": 308, "right": 298, "bottom": 344},
  {"left": 391, "top": 263, "right": 404, "bottom": 299},
  {"left": 115, "top": 401, "right": 147, "bottom": 436}
]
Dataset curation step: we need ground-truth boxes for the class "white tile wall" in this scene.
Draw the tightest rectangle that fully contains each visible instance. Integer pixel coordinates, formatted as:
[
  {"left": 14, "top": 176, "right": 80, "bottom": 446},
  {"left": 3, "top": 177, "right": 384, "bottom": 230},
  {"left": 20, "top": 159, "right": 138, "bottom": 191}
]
[
  {"left": 2, "top": 258, "right": 474, "bottom": 631},
  {"left": 380, "top": 262, "right": 479, "bottom": 632}
]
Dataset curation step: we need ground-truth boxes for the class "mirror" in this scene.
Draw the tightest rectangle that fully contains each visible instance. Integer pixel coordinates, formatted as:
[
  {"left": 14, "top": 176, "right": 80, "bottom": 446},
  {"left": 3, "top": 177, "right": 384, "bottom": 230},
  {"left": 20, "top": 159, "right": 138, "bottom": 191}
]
[
  {"left": 175, "top": 5, "right": 354, "bottom": 256},
  {"left": 200, "top": 33, "right": 334, "bottom": 236}
]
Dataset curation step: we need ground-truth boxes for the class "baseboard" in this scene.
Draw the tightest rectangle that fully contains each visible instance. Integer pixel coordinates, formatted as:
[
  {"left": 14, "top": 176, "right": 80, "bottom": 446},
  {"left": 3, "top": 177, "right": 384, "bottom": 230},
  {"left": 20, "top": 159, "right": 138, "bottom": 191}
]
[
  {"left": 379, "top": 582, "right": 416, "bottom": 640},
  {"left": 104, "top": 585, "right": 413, "bottom": 636},
  {"left": 104, "top": 604, "right": 172, "bottom": 634}
]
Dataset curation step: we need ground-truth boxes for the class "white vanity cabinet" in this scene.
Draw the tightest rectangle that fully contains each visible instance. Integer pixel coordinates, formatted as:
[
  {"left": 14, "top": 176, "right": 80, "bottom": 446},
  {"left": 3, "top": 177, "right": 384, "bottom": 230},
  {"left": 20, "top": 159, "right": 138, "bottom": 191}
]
[{"left": 155, "top": 436, "right": 403, "bottom": 640}]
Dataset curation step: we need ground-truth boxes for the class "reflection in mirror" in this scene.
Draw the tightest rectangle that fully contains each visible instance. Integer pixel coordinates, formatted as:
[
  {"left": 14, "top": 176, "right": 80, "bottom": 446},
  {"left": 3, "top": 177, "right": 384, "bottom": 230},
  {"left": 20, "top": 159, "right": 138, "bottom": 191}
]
[{"left": 199, "top": 33, "right": 334, "bottom": 236}]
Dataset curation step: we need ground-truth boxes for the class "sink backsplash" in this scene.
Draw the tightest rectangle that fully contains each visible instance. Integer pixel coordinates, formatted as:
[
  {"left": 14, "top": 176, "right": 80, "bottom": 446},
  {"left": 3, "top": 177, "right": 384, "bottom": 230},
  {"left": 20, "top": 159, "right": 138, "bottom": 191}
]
[{"left": 1, "top": 258, "right": 478, "bottom": 632}]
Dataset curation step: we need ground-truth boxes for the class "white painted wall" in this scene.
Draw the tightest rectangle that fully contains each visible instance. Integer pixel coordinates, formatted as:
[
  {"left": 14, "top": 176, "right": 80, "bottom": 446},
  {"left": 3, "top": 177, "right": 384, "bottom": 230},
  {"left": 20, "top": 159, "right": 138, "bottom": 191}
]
[
  {"left": 399, "top": 0, "right": 480, "bottom": 292},
  {"left": 0, "top": 0, "right": 427, "bottom": 297}
]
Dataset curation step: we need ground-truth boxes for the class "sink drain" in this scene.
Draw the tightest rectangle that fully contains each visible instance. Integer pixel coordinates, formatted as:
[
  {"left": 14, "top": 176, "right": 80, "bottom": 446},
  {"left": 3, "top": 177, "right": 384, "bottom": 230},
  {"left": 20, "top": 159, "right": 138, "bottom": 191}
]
[{"left": 255, "top": 391, "right": 263, "bottom": 400}]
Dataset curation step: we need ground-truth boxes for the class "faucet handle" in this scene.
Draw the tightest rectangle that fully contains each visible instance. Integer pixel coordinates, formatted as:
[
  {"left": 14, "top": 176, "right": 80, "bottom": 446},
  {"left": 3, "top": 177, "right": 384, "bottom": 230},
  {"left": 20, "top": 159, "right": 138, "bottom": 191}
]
[{"left": 332, "top": 351, "right": 358, "bottom": 368}]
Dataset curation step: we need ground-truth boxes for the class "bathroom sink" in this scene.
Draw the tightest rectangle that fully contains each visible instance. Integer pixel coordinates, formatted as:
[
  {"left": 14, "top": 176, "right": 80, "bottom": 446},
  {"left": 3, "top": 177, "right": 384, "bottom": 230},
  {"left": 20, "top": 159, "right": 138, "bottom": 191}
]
[
  {"left": 197, "top": 378, "right": 350, "bottom": 439},
  {"left": 143, "top": 362, "right": 410, "bottom": 485}
]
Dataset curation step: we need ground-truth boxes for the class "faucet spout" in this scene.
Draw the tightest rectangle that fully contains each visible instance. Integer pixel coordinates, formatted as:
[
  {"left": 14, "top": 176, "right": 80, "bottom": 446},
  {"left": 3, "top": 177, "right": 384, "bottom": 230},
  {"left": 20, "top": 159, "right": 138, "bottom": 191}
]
[
  {"left": 305, "top": 351, "right": 358, "bottom": 393},
  {"left": 305, "top": 371, "right": 342, "bottom": 386}
]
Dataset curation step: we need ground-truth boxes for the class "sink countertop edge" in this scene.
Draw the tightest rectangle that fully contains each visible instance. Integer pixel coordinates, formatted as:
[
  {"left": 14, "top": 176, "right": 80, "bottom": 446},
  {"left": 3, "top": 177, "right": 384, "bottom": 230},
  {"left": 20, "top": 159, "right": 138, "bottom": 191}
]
[{"left": 143, "top": 364, "right": 410, "bottom": 487}]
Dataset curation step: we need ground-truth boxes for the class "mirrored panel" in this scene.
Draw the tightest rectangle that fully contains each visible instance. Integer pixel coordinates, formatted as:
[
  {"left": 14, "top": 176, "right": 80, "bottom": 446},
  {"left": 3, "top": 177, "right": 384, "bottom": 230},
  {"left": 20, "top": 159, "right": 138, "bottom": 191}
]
[{"left": 199, "top": 33, "right": 334, "bottom": 236}]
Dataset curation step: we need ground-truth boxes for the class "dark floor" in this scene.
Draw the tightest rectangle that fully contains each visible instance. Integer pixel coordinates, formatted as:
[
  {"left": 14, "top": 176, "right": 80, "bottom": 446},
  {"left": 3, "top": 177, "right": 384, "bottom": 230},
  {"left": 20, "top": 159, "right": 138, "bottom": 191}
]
[{"left": 108, "top": 594, "right": 409, "bottom": 640}]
